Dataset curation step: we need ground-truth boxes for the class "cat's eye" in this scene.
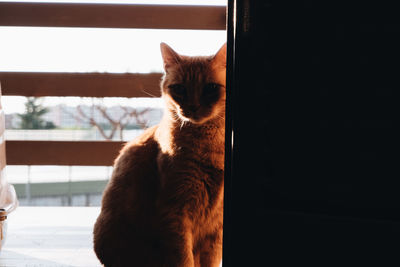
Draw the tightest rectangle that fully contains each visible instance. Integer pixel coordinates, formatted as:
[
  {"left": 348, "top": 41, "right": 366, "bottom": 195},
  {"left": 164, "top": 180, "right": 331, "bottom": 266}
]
[
  {"left": 203, "top": 83, "right": 221, "bottom": 96},
  {"left": 168, "top": 84, "right": 186, "bottom": 96}
]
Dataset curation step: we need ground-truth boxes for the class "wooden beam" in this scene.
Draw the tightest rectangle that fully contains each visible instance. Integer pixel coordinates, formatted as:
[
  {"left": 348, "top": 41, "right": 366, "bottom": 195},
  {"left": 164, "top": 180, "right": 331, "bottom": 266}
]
[
  {"left": 0, "top": 2, "right": 226, "bottom": 30},
  {"left": 0, "top": 72, "right": 163, "bottom": 97},
  {"left": 6, "top": 140, "right": 125, "bottom": 166}
]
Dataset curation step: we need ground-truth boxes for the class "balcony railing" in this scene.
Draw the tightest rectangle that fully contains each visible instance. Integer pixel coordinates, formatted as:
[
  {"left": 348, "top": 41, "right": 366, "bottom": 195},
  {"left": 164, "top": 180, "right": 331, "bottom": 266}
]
[
  {"left": 0, "top": 3, "right": 226, "bottom": 263},
  {"left": 0, "top": 2, "right": 226, "bottom": 30},
  {"left": 0, "top": 2, "right": 226, "bottom": 167}
]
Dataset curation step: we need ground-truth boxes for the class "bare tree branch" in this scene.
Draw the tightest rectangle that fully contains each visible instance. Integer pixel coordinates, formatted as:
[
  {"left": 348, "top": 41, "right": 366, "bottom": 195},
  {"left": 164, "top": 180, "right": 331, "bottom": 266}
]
[
  {"left": 63, "top": 101, "right": 152, "bottom": 141},
  {"left": 77, "top": 105, "right": 114, "bottom": 140},
  {"left": 120, "top": 107, "right": 151, "bottom": 129}
]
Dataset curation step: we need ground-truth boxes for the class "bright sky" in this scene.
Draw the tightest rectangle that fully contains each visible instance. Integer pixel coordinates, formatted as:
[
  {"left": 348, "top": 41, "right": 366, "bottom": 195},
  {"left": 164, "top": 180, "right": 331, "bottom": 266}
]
[{"left": 0, "top": 0, "right": 227, "bottom": 113}]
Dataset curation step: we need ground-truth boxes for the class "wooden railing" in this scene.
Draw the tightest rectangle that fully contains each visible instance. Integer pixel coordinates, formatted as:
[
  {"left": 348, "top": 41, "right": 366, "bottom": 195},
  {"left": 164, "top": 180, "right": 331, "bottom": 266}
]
[
  {"left": 0, "top": 72, "right": 163, "bottom": 98},
  {"left": 0, "top": 2, "right": 226, "bottom": 30},
  {"left": 0, "top": 2, "right": 226, "bottom": 167}
]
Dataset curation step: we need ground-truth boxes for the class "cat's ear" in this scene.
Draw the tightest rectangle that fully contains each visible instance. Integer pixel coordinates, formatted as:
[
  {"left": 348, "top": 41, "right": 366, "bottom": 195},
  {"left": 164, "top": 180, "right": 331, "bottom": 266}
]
[
  {"left": 160, "top": 42, "right": 181, "bottom": 70},
  {"left": 212, "top": 43, "right": 227, "bottom": 68}
]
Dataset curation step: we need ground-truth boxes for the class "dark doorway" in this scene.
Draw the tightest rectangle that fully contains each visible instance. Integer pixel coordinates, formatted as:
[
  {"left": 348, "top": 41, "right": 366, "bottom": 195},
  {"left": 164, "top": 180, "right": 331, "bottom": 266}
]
[{"left": 223, "top": 1, "right": 400, "bottom": 265}]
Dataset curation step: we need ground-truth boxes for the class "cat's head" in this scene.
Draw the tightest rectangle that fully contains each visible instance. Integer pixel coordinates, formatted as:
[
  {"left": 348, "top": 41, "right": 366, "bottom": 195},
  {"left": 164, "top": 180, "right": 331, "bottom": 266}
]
[{"left": 160, "top": 43, "right": 226, "bottom": 125}]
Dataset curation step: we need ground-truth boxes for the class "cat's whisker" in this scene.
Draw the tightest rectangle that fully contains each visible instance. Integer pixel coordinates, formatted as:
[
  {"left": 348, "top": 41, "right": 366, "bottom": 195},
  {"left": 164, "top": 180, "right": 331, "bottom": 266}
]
[
  {"left": 215, "top": 114, "right": 225, "bottom": 120},
  {"left": 141, "top": 89, "right": 158, "bottom": 98}
]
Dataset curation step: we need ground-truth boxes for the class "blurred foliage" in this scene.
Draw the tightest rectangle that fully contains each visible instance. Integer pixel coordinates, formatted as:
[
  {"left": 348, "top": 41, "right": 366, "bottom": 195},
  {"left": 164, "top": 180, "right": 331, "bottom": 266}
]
[{"left": 18, "top": 97, "right": 56, "bottom": 129}]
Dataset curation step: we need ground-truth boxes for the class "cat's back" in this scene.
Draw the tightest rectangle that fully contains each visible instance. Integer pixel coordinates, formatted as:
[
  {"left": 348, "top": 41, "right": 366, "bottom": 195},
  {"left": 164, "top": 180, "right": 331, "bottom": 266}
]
[
  {"left": 94, "top": 125, "right": 163, "bottom": 266},
  {"left": 113, "top": 124, "right": 159, "bottom": 178},
  {"left": 101, "top": 125, "right": 160, "bottom": 213}
]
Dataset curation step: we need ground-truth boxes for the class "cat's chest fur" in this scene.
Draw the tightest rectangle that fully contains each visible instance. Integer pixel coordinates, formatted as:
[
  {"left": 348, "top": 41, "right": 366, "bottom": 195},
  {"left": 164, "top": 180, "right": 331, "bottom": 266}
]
[{"left": 155, "top": 123, "right": 224, "bottom": 227}]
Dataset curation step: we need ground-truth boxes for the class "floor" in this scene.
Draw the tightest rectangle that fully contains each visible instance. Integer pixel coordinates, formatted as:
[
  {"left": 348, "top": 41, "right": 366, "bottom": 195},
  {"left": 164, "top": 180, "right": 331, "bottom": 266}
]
[
  {"left": 0, "top": 207, "right": 223, "bottom": 267},
  {"left": 0, "top": 207, "right": 102, "bottom": 267}
]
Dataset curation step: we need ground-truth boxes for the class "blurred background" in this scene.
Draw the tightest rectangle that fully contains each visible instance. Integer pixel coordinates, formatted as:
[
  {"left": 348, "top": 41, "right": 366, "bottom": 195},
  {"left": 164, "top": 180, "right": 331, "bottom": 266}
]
[{"left": 1, "top": 0, "right": 226, "bottom": 206}]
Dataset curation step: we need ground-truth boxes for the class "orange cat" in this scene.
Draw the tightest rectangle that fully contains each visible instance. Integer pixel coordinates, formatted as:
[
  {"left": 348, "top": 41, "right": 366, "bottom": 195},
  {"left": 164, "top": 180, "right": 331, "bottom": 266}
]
[{"left": 93, "top": 43, "right": 226, "bottom": 267}]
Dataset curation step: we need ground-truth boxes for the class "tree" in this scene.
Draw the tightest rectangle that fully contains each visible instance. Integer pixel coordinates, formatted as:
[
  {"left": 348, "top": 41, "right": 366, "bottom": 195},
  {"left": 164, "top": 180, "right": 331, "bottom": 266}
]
[
  {"left": 63, "top": 103, "right": 150, "bottom": 141},
  {"left": 18, "top": 97, "right": 55, "bottom": 129}
]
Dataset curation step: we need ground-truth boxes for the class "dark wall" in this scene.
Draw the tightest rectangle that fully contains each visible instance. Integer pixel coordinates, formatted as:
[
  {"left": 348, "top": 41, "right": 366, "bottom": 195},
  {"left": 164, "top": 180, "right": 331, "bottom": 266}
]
[{"left": 224, "top": 1, "right": 400, "bottom": 265}]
